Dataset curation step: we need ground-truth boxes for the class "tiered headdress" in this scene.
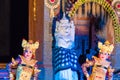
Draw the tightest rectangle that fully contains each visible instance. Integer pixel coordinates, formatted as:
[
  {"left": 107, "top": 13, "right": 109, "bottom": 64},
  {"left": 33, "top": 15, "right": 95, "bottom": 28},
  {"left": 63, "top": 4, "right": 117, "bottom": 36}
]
[
  {"left": 98, "top": 40, "right": 114, "bottom": 55},
  {"left": 22, "top": 39, "right": 39, "bottom": 55}
]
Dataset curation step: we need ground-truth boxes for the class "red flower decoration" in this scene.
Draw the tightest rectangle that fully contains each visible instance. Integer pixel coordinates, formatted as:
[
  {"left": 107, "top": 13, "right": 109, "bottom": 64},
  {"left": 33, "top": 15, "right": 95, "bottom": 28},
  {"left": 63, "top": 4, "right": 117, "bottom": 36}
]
[
  {"left": 117, "top": 4, "right": 120, "bottom": 9},
  {"left": 114, "top": 1, "right": 120, "bottom": 11},
  {"left": 49, "top": 0, "right": 55, "bottom": 3}
]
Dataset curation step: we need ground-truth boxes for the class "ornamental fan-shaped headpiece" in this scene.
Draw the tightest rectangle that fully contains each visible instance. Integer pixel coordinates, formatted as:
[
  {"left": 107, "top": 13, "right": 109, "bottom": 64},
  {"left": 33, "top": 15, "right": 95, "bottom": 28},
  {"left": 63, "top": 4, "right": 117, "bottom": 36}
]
[
  {"left": 22, "top": 39, "right": 39, "bottom": 54},
  {"left": 98, "top": 40, "right": 114, "bottom": 55}
]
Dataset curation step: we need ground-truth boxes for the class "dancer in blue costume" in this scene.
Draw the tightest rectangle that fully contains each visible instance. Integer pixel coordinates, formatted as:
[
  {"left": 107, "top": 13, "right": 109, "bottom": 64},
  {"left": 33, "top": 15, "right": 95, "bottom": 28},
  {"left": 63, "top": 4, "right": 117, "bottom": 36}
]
[{"left": 53, "top": 13, "right": 78, "bottom": 80}]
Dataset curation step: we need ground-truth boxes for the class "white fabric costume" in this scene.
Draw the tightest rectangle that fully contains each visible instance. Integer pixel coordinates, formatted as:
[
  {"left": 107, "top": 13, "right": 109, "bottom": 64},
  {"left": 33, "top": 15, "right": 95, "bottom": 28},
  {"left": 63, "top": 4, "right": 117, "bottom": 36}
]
[{"left": 54, "top": 13, "right": 78, "bottom": 80}]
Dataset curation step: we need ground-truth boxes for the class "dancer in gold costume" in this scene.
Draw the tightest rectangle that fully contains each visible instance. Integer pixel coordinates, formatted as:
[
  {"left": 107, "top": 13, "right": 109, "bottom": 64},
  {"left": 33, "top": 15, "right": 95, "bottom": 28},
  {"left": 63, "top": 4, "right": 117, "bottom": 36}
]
[
  {"left": 82, "top": 41, "right": 114, "bottom": 80},
  {"left": 8, "top": 39, "right": 40, "bottom": 80}
]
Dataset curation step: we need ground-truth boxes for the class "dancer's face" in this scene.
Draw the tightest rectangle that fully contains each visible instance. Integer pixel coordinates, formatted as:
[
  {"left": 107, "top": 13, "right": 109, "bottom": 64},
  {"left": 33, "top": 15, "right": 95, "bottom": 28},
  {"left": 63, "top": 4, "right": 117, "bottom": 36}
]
[
  {"left": 99, "top": 52, "right": 109, "bottom": 60},
  {"left": 24, "top": 49, "right": 33, "bottom": 60}
]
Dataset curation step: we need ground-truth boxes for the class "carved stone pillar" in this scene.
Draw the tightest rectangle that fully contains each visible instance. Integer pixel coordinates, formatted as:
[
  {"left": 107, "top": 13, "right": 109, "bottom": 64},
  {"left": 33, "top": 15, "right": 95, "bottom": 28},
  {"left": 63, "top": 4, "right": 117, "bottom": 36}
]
[{"left": 29, "top": 0, "right": 44, "bottom": 61}]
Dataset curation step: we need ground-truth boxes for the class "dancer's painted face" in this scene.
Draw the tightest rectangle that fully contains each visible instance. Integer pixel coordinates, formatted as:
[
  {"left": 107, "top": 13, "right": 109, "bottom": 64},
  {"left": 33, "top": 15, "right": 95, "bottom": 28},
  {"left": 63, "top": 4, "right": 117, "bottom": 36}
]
[
  {"left": 99, "top": 52, "right": 109, "bottom": 60},
  {"left": 24, "top": 49, "right": 33, "bottom": 59}
]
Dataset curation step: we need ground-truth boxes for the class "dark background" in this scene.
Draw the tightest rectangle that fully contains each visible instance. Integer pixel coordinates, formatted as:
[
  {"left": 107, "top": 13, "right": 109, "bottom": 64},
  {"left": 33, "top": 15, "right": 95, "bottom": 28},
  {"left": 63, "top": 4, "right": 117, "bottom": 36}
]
[{"left": 0, "top": 0, "right": 28, "bottom": 62}]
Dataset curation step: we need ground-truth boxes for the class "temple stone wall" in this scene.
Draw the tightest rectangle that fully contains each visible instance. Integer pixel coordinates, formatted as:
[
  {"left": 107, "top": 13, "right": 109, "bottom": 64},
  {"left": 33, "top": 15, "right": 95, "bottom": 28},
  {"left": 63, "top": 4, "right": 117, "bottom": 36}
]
[
  {"left": 43, "top": 4, "right": 53, "bottom": 80},
  {"left": 111, "top": 43, "right": 120, "bottom": 69}
]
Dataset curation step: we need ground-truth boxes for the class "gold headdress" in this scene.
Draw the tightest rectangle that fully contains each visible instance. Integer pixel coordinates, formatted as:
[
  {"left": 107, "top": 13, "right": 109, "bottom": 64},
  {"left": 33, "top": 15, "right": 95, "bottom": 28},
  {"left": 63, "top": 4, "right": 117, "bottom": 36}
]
[
  {"left": 22, "top": 39, "right": 39, "bottom": 55},
  {"left": 98, "top": 40, "right": 114, "bottom": 55}
]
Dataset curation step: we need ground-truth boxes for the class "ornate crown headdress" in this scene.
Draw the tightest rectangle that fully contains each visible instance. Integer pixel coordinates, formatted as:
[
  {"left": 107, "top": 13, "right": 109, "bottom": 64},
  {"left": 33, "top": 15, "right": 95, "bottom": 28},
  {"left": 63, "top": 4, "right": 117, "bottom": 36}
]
[
  {"left": 98, "top": 40, "right": 114, "bottom": 55},
  {"left": 22, "top": 39, "right": 39, "bottom": 54}
]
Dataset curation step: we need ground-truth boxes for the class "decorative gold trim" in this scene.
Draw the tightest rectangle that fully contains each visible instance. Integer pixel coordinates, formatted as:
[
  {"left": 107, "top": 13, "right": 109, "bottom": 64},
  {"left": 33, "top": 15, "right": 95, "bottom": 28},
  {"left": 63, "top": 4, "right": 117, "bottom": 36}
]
[
  {"left": 33, "top": 0, "right": 36, "bottom": 21},
  {"left": 68, "top": 0, "right": 120, "bottom": 43},
  {"left": 45, "top": 0, "right": 60, "bottom": 18}
]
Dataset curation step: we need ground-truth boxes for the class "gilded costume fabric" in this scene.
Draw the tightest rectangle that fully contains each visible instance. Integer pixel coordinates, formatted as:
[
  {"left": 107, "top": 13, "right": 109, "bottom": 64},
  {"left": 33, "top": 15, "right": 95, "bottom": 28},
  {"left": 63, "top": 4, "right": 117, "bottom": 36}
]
[
  {"left": 16, "top": 64, "right": 34, "bottom": 80},
  {"left": 10, "top": 55, "right": 39, "bottom": 80},
  {"left": 82, "top": 56, "right": 113, "bottom": 80},
  {"left": 16, "top": 55, "right": 38, "bottom": 80}
]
